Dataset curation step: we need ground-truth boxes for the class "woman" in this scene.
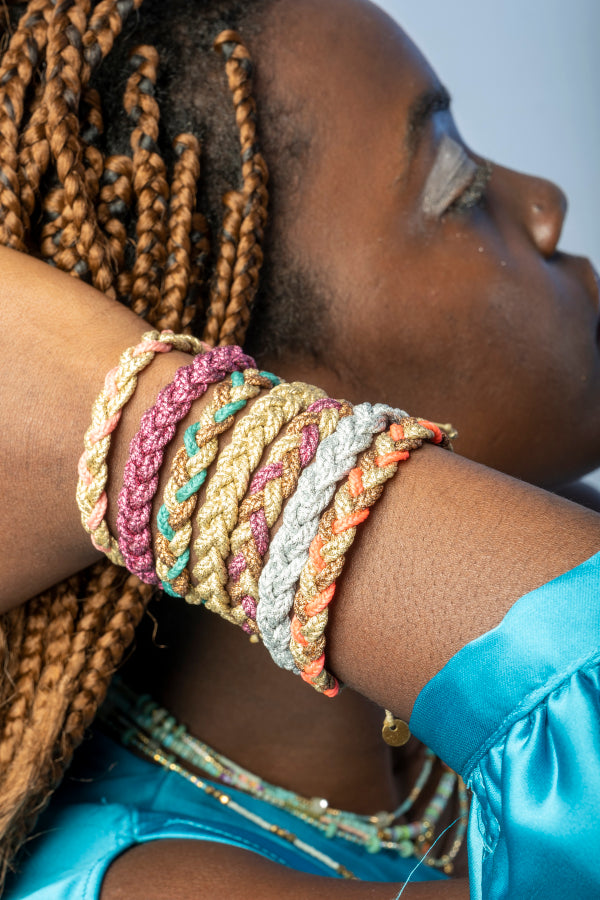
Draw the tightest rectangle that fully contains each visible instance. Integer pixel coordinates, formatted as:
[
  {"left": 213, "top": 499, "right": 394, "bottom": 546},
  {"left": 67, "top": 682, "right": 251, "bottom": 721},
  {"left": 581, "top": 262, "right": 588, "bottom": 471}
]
[{"left": 0, "top": 0, "right": 599, "bottom": 897}]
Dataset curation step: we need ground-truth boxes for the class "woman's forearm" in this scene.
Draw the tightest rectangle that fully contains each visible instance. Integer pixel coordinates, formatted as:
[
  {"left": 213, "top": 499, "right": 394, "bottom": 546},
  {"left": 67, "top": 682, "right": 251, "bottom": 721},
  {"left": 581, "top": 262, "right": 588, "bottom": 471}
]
[
  {"left": 328, "top": 443, "right": 600, "bottom": 717},
  {"left": 0, "top": 246, "right": 190, "bottom": 607},
  {"left": 3, "top": 245, "right": 600, "bottom": 718}
]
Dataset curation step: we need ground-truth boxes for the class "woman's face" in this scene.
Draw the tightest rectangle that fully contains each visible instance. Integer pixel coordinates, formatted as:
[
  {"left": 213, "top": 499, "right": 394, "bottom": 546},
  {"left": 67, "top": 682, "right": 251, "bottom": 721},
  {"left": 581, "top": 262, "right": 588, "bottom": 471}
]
[{"left": 258, "top": 0, "right": 600, "bottom": 486}]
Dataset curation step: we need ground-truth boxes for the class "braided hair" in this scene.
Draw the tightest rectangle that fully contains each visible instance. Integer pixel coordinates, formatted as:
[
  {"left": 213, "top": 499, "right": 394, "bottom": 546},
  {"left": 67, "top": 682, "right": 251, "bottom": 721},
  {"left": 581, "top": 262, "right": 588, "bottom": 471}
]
[{"left": 0, "top": 0, "right": 325, "bottom": 885}]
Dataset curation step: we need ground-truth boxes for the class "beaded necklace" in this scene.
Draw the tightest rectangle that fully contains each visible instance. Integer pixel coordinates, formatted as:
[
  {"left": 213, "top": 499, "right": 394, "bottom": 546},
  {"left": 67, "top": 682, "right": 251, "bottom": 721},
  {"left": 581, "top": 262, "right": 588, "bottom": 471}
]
[{"left": 100, "top": 682, "right": 468, "bottom": 879}]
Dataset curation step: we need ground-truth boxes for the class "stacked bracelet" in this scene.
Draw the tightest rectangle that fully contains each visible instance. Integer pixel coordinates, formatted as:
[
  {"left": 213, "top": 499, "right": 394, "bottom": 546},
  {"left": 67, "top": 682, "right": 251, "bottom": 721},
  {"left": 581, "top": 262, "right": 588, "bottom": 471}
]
[
  {"left": 185, "top": 381, "right": 327, "bottom": 619},
  {"left": 76, "top": 330, "right": 205, "bottom": 565},
  {"left": 117, "top": 345, "right": 255, "bottom": 583},
  {"left": 82, "top": 339, "right": 455, "bottom": 737},
  {"left": 155, "top": 368, "right": 281, "bottom": 598}
]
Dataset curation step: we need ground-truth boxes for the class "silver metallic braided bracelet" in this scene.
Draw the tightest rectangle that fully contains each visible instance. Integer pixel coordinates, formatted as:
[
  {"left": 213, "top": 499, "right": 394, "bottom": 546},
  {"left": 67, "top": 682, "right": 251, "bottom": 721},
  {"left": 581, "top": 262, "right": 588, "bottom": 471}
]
[{"left": 257, "top": 402, "right": 408, "bottom": 671}]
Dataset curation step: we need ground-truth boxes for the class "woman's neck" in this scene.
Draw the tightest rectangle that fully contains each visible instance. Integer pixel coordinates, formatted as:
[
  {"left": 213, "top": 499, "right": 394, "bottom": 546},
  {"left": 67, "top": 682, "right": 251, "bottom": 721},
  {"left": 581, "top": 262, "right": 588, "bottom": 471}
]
[{"left": 126, "top": 600, "right": 402, "bottom": 814}]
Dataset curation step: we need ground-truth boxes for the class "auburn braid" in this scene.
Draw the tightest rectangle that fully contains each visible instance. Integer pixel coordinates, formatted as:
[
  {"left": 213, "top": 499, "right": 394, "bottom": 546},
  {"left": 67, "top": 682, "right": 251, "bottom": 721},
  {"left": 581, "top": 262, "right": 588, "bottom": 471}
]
[
  {"left": 124, "top": 45, "right": 170, "bottom": 321},
  {"left": 158, "top": 133, "right": 202, "bottom": 332},
  {"left": 0, "top": 597, "right": 48, "bottom": 771},
  {"left": 182, "top": 210, "right": 211, "bottom": 332},
  {"left": 203, "top": 188, "right": 244, "bottom": 345},
  {"left": 0, "top": 0, "right": 274, "bottom": 886},
  {"left": 81, "top": 0, "right": 144, "bottom": 84},
  {"left": 0, "top": 0, "right": 53, "bottom": 249},
  {"left": 97, "top": 154, "right": 135, "bottom": 299},
  {"left": 214, "top": 31, "right": 269, "bottom": 347},
  {"left": 80, "top": 87, "right": 105, "bottom": 201}
]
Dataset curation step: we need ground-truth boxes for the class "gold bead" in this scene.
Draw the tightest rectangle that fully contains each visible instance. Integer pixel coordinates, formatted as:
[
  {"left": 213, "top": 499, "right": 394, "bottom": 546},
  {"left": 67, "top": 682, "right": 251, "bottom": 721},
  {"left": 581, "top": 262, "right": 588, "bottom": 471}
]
[{"left": 381, "top": 714, "right": 410, "bottom": 747}]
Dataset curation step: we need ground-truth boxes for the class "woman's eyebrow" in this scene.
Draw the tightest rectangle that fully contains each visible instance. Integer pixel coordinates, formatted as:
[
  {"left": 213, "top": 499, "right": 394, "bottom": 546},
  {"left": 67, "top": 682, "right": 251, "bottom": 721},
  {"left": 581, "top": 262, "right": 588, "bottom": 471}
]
[{"left": 405, "top": 84, "right": 452, "bottom": 161}]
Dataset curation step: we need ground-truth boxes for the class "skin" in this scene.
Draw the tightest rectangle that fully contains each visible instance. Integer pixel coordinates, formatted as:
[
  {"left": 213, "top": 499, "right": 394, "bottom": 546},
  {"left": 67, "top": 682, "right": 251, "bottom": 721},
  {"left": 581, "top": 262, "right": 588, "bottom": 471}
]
[
  {"left": 258, "top": 0, "right": 600, "bottom": 488},
  {"left": 1, "top": 1, "right": 599, "bottom": 898}
]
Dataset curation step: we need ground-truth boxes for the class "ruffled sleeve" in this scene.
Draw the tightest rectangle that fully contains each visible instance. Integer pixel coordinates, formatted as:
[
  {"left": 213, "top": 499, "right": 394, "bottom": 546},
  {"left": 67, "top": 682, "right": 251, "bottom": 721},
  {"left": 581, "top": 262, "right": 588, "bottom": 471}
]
[{"left": 409, "top": 551, "right": 600, "bottom": 900}]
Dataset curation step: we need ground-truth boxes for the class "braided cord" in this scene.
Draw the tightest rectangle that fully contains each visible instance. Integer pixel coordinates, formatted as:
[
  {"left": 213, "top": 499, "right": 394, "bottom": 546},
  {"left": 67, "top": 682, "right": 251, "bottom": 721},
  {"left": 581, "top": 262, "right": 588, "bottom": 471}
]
[
  {"left": 158, "top": 133, "right": 201, "bottom": 332},
  {"left": 124, "top": 44, "right": 169, "bottom": 319},
  {"left": 155, "top": 367, "right": 281, "bottom": 598},
  {"left": 116, "top": 345, "right": 255, "bottom": 584},
  {"left": 290, "top": 419, "right": 450, "bottom": 697},
  {"left": 185, "top": 381, "right": 326, "bottom": 618},
  {"left": 227, "top": 398, "right": 354, "bottom": 635},
  {"left": 257, "top": 403, "right": 409, "bottom": 672},
  {"left": 0, "top": 0, "right": 53, "bottom": 249},
  {"left": 76, "top": 330, "right": 205, "bottom": 565},
  {"left": 212, "top": 31, "right": 268, "bottom": 347}
]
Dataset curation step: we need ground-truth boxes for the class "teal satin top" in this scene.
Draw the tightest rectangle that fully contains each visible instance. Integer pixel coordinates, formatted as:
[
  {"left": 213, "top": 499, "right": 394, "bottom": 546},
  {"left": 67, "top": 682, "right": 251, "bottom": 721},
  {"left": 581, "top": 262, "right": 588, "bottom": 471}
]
[
  {"left": 5, "top": 552, "right": 600, "bottom": 898},
  {"left": 411, "top": 550, "right": 600, "bottom": 899}
]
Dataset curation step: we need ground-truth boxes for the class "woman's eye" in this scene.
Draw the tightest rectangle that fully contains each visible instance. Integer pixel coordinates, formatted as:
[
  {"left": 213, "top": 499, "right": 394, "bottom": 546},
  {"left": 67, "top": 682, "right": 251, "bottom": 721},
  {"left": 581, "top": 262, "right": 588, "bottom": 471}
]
[
  {"left": 421, "top": 135, "right": 491, "bottom": 218},
  {"left": 446, "top": 159, "right": 492, "bottom": 214}
]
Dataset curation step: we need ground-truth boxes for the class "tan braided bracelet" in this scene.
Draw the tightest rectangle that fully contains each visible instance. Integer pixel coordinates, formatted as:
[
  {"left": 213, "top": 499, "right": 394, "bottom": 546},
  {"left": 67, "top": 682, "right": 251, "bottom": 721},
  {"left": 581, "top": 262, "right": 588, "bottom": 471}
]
[
  {"left": 227, "top": 397, "right": 354, "bottom": 635},
  {"left": 185, "top": 381, "right": 326, "bottom": 618},
  {"left": 76, "top": 329, "right": 205, "bottom": 565}
]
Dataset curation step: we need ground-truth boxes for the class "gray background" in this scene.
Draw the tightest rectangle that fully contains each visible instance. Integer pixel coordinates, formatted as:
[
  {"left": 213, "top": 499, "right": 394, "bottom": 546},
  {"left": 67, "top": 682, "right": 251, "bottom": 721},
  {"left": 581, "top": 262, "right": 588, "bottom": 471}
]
[
  {"left": 377, "top": 0, "right": 599, "bottom": 267},
  {"left": 377, "top": 1, "right": 600, "bottom": 485}
]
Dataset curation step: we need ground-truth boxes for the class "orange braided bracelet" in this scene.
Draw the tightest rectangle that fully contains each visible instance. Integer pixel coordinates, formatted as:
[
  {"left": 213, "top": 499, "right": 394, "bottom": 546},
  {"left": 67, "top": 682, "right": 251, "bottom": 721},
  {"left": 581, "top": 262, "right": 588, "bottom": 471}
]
[{"left": 289, "top": 418, "right": 452, "bottom": 698}]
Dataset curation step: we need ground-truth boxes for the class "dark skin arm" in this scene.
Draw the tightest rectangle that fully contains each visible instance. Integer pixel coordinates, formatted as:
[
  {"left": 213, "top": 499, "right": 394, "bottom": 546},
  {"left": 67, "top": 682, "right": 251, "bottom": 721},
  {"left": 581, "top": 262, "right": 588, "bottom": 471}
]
[
  {"left": 101, "top": 840, "right": 470, "bottom": 900},
  {"left": 2, "top": 247, "right": 599, "bottom": 898}
]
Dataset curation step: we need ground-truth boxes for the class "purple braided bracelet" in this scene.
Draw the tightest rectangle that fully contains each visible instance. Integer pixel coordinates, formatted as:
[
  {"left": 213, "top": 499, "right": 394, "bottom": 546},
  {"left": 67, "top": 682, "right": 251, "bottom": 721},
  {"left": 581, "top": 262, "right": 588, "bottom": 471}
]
[{"left": 117, "top": 345, "right": 255, "bottom": 583}]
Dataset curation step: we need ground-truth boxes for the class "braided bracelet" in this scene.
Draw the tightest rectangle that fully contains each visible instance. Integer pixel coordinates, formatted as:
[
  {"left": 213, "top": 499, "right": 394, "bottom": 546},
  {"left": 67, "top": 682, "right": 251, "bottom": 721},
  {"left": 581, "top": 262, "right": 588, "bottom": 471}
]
[
  {"left": 185, "top": 381, "right": 327, "bottom": 618},
  {"left": 76, "top": 330, "right": 205, "bottom": 565},
  {"left": 117, "top": 345, "right": 255, "bottom": 583},
  {"left": 257, "top": 402, "right": 409, "bottom": 672},
  {"left": 289, "top": 418, "right": 450, "bottom": 697},
  {"left": 227, "top": 398, "right": 354, "bottom": 635},
  {"left": 155, "top": 368, "right": 281, "bottom": 598}
]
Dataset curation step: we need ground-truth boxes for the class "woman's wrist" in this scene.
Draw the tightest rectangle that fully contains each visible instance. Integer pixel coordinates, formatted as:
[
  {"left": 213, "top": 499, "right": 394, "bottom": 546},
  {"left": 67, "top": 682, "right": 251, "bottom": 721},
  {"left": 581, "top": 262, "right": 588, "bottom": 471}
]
[{"left": 327, "top": 443, "right": 600, "bottom": 719}]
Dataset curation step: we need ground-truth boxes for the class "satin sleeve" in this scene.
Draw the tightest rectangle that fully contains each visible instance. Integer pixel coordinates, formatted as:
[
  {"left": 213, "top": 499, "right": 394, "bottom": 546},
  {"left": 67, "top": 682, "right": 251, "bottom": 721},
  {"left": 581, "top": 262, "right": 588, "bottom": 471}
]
[{"left": 409, "top": 551, "right": 600, "bottom": 900}]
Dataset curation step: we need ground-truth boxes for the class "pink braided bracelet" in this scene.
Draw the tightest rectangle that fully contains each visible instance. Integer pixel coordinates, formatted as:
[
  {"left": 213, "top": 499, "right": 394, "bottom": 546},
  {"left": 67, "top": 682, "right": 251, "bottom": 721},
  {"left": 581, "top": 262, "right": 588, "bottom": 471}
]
[{"left": 117, "top": 345, "right": 255, "bottom": 582}]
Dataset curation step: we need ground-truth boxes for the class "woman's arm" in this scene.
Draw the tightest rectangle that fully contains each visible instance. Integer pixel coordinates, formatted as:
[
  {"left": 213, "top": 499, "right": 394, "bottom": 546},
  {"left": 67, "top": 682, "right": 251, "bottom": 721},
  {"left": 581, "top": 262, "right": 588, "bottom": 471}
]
[
  {"left": 100, "top": 839, "right": 470, "bottom": 900},
  {"left": 2, "top": 245, "right": 600, "bottom": 715},
  {"left": 0, "top": 246, "right": 191, "bottom": 606}
]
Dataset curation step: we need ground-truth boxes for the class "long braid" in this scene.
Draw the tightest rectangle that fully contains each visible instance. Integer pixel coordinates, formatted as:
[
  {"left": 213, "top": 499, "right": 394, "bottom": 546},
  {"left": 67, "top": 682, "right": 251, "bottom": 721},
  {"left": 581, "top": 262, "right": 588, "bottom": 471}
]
[
  {"left": 0, "top": 0, "right": 53, "bottom": 249},
  {"left": 80, "top": 87, "right": 104, "bottom": 202},
  {"left": 203, "top": 188, "right": 244, "bottom": 345},
  {"left": 81, "top": 0, "right": 144, "bottom": 84},
  {"left": 124, "top": 45, "right": 170, "bottom": 320},
  {"left": 0, "top": 0, "right": 275, "bottom": 886},
  {"left": 158, "top": 133, "right": 201, "bottom": 331},
  {"left": 214, "top": 31, "right": 269, "bottom": 346},
  {"left": 97, "top": 154, "right": 134, "bottom": 299},
  {"left": 0, "top": 598, "right": 48, "bottom": 770},
  {"left": 183, "top": 210, "right": 211, "bottom": 332},
  {"left": 42, "top": 0, "right": 115, "bottom": 290}
]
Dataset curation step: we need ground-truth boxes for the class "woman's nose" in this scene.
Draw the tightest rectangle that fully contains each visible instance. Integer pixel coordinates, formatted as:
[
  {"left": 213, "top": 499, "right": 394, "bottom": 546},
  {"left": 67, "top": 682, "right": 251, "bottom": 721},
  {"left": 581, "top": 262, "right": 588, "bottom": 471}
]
[{"left": 520, "top": 175, "right": 568, "bottom": 258}]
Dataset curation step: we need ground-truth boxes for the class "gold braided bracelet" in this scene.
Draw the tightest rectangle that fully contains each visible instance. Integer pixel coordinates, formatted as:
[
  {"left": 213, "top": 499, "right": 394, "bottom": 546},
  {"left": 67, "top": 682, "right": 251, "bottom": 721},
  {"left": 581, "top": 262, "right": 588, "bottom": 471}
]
[
  {"left": 185, "top": 381, "right": 326, "bottom": 619},
  {"left": 77, "top": 330, "right": 205, "bottom": 564},
  {"left": 227, "top": 398, "right": 354, "bottom": 636},
  {"left": 154, "top": 368, "right": 280, "bottom": 597}
]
